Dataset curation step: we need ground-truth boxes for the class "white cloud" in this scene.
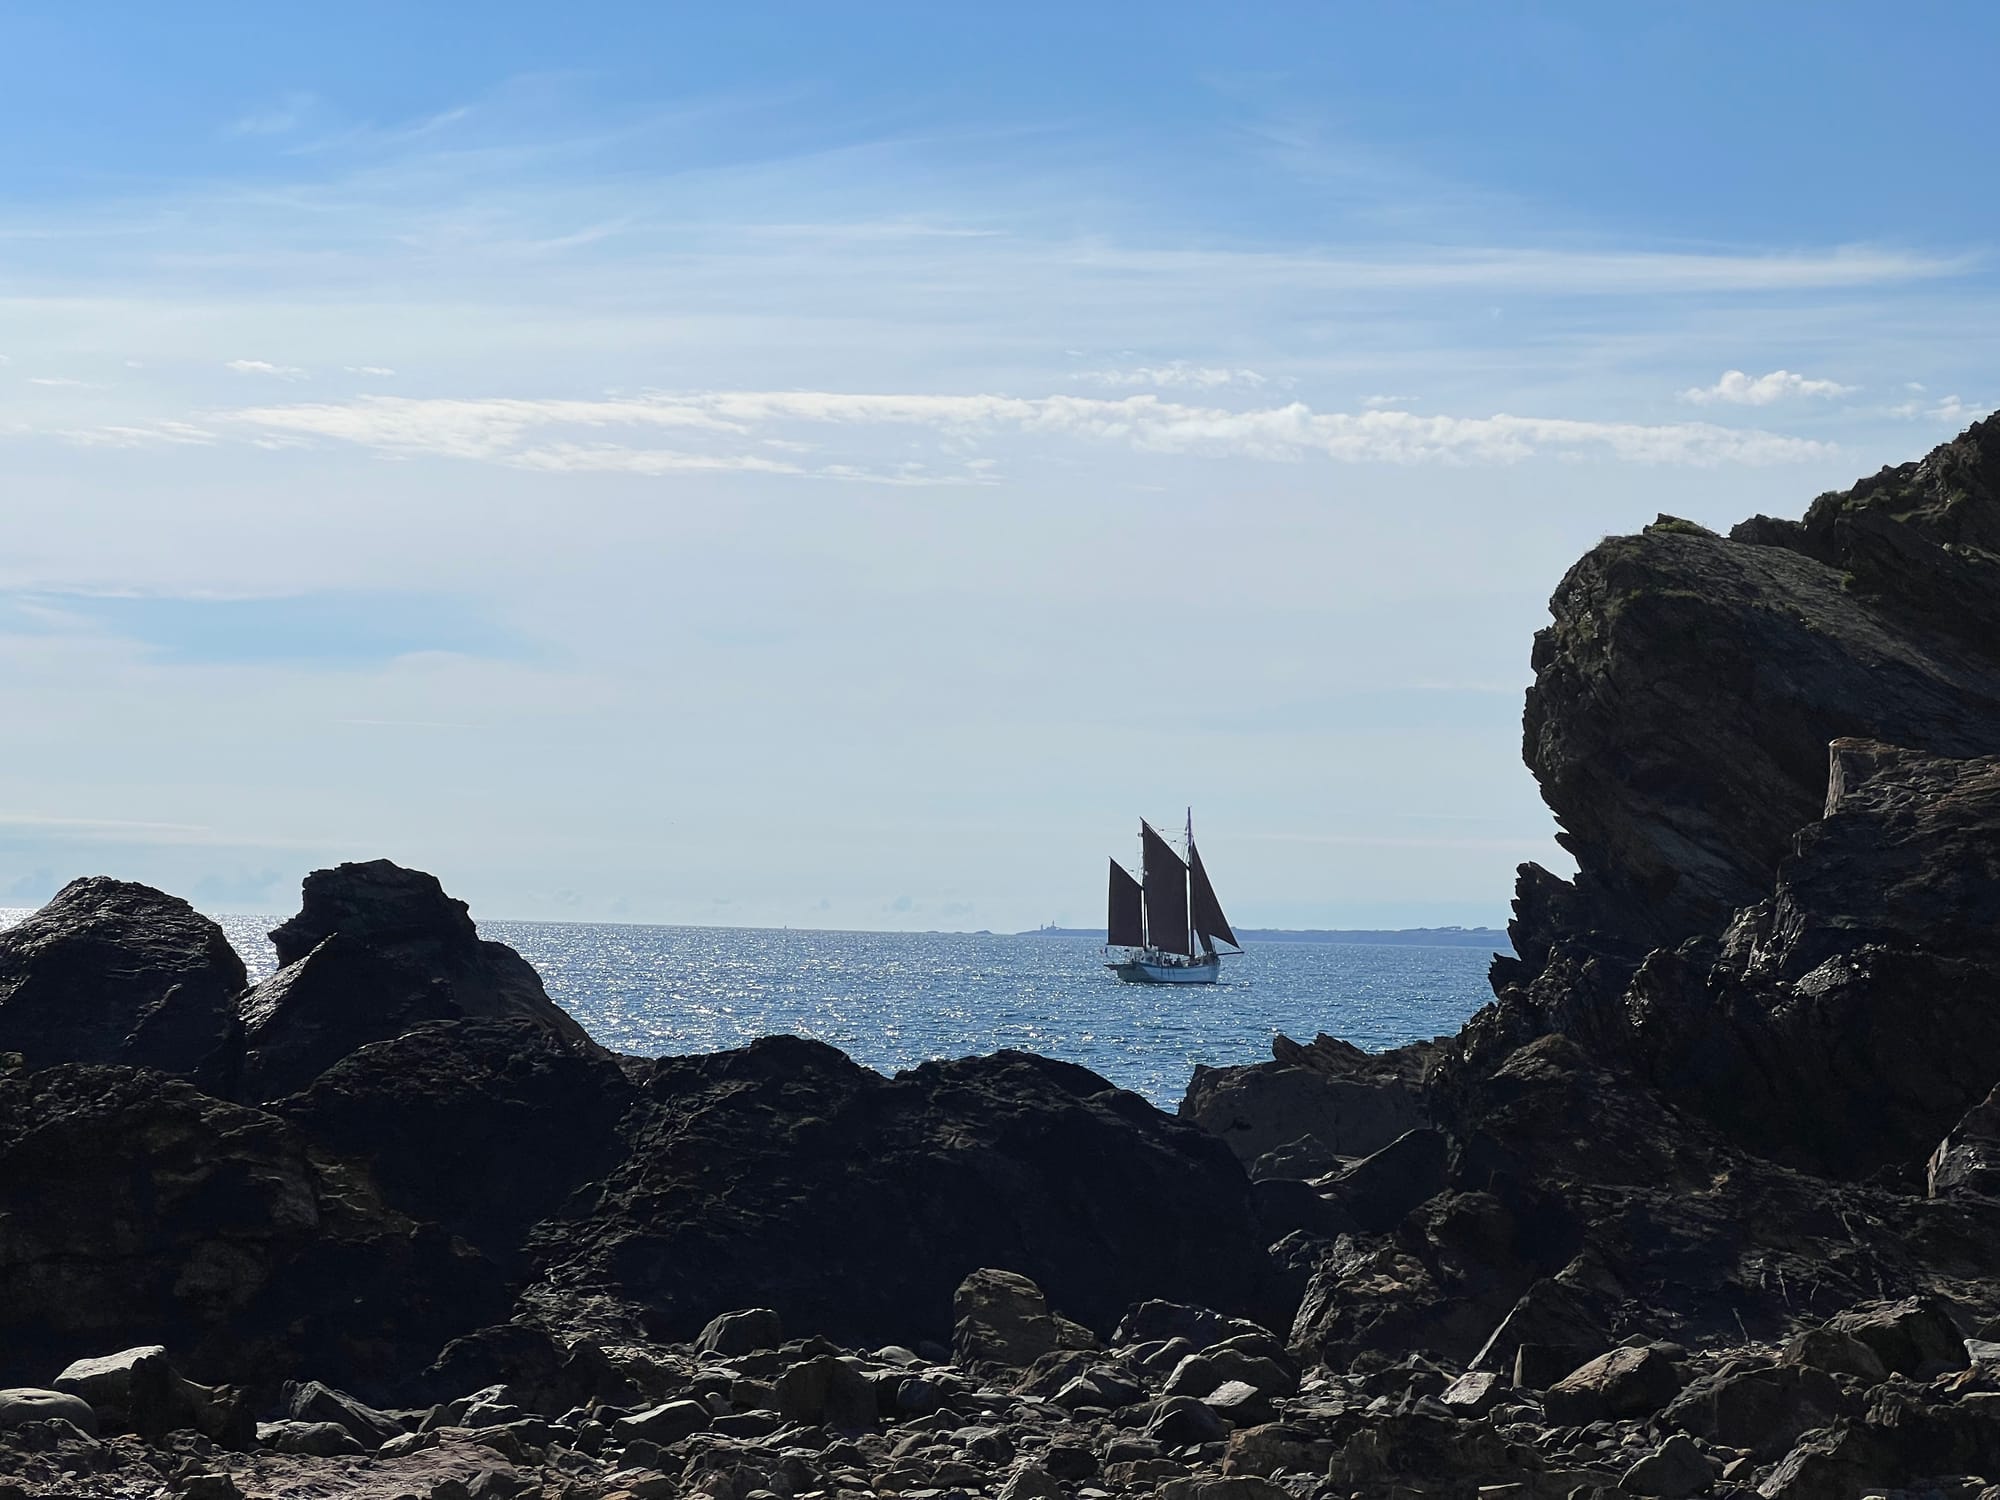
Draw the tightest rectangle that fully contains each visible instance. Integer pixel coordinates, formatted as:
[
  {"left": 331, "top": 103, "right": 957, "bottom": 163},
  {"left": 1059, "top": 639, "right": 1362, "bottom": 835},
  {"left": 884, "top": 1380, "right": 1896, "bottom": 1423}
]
[
  {"left": 27, "top": 376, "right": 93, "bottom": 388},
  {"left": 1076, "top": 362, "right": 1268, "bottom": 390},
  {"left": 1929, "top": 395, "right": 1992, "bottom": 425},
  {"left": 1680, "top": 369, "right": 1855, "bottom": 406},
  {"left": 225, "top": 359, "right": 308, "bottom": 380},
  {"left": 57, "top": 421, "right": 216, "bottom": 450},
  {"left": 207, "top": 387, "right": 1833, "bottom": 472},
  {"left": 1363, "top": 394, "right": 1417, "bottom": 409},
  {"left": 344, "top": 365, "right": 397, "bottom": 377}
]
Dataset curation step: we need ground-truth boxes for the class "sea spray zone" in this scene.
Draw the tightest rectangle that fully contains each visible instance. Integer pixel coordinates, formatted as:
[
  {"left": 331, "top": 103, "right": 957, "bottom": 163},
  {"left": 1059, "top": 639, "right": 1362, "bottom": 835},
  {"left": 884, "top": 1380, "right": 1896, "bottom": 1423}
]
[{"left": 7, "top": 420, "right": 2000, "bottom": 1492}]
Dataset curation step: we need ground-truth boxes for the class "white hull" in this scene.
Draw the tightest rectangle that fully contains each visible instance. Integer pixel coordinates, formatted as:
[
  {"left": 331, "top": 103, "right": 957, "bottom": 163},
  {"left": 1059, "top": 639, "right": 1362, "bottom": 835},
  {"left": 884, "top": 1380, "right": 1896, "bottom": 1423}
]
[{"left": 1106, "top": 950, "right": 1222, "bottom": 985}]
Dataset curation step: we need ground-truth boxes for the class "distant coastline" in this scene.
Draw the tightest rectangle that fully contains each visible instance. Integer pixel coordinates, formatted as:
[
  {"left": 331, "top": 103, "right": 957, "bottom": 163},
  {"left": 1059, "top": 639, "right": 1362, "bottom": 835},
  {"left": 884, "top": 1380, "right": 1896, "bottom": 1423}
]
[{"left": 1018, "top": 924, "right": 1510, "bottom": 948}]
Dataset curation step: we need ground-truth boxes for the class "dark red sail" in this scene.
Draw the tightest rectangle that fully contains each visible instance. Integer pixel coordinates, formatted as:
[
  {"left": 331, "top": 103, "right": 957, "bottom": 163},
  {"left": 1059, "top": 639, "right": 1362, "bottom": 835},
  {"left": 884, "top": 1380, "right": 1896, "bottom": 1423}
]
[
  {"left": 1141, "top": 822, "right": 1191, "bottom": 955},
  {"left": 1189, "top": 842, "right": 1238, "bottom": 950},
  {"left": 1107, "top": 859, "right": 1145, "bottom": 947}
]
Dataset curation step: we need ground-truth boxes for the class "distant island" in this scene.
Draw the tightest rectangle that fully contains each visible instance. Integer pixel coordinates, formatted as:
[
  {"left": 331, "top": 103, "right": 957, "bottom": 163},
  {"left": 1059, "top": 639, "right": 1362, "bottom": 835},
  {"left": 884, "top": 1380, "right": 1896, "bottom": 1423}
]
[{"left": 1018, "top": 924, "right": 1510, "bottom": 948}]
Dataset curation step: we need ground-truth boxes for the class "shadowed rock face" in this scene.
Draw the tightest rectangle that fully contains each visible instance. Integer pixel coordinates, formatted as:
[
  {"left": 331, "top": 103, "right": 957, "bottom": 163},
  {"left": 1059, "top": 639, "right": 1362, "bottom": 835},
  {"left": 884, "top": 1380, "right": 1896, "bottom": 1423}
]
[
  {"left": 1468, "top": 738, "right": 2000, "bottom": 1177},
  {"left": 0, "top": 877, "right": 245, "bottom": 1084},
  {"left": 1507, "top": 413, "right": 2000, "bottom": 976},
  {"left": 0, "top": 1062, "right": 506, "bottom": 1398},
  {"left": 533, "top": 1036, "right": 1282, "bottom": 1349},
  {"left": 239, "top": 859, "right": 597, "bottom": 1100},
  {"left": 278, "top": 1018, "right": 634, "bottom": 1272}
]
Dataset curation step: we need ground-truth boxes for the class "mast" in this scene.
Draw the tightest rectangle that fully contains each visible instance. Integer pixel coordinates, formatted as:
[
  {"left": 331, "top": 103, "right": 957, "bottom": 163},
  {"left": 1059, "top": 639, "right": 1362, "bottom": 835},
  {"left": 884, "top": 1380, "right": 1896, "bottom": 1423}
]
[{"left": 1186, "top": 807, "right": 1196, "bottom": 958}]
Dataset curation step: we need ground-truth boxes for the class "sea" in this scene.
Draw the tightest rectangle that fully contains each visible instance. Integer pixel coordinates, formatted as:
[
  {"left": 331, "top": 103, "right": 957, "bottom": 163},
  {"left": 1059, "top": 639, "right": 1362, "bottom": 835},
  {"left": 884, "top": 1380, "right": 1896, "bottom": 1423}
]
[{"left": 0, "top": 910, "right": 1500, "bottom": 1107}]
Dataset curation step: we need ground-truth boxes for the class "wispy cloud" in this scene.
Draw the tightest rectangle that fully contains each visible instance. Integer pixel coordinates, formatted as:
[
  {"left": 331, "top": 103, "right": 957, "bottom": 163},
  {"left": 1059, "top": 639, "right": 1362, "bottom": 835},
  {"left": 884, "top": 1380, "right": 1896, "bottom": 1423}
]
[
  {"left": 226, "top": 92, "right": 316, "bottom": 139},
  {"left": 1363, "top": 394, "right": 1417, "bottom": 409},
  {"left": 1680, "top": 368, "right": 1856, "bottom": 406},
  {"left": 195, "top": 387, "right": 1835, "bottom": 472},
  {"left": 344, "top": 365, "right": 397, "bottom": 377},
  {"left": 225, "top": 359, "right": 308, "bottom": 380},
  {"left": 56, "top": 421, "right": 216, "bottom": 450},
  {"left": 26, "top": 376, "right": 94, "bottom": 388},
  {"left": 1075, "top": 362, "right": 1269, "bottom": 390}
]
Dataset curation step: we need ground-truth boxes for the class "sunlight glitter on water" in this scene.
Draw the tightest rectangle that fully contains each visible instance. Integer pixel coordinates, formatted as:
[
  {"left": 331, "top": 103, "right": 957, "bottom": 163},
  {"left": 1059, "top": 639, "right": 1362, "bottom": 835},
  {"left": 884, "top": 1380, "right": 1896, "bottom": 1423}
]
[{"left": 0, "top": 909, "right": 1498, "bottom": 1108}]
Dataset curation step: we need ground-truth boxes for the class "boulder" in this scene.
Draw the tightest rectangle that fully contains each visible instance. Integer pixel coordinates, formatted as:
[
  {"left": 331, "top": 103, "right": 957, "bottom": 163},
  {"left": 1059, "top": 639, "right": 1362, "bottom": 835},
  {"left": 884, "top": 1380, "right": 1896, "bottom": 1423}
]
[
  {"left": 1621, "top": 1433, "right": 1713, "bottom": 1499},
  {"left": 256, "top": 1418, "right": 367, "bottom": 1456},
  {"left": 1663, "top": 1361, "right": 1851, "bottom": 1460},
  {"left": 0, "top": 878, "right": 244, "bottom": 1083},
  {"left": 1319, "top": 1128, "right": 1449, "bottom": 1233},
  {"left": 241, "top": 861, "right": 598, "bottom": 1099},
  {"left": 614, "top": 1399, "right": 710, "bottom": 1446},
  {"left": 1179, "top": 1035, "right": 1430, "bottom": 1175},
  {"left": 773, "top": 1355, "right": 877, "bottom": 1430},
  {"left": 1817, "top": 1295, "right": 1968, "bottom": 1379},
  {"left": 953, "top": 1269, "right": 1059, "bottom": 1367},
  {"left": 1146, "top": 1394, "right": 1229, "bottom": 1446},
  {"left": 1470, "top": 1279, "right": 1608, "bottom": 1383},
  {"left": 1780, "top": 1326, "right": 1889, "bottom": 1384},
  {"left": 1540, "top": 1345, "right": 1683, "bottom": 1426},
  {"left": 695, "top": 1308, "right": 784, "bottom": 1358},
  {"left": 284, "top": 1378, "right": 405, "bottom": 1449},
  {"left": 0, "top": 1389, "right": 95, "bottom": 1434},
  {"left": 1438, "top": 1370, "right": 1504, "bottom": 1416}
]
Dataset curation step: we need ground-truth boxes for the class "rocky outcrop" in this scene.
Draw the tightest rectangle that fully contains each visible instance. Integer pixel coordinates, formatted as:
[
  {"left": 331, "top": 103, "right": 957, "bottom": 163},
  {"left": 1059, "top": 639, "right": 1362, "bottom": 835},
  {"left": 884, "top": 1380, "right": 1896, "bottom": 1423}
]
[
  {"left": 533, "top": 1037, "right": 1282, "bottom": 1349},
  {"left": 1503, "top": 412, "right": 2000, "bottom": 981},
  {"left": 239, "top": 860, "right": 596, "bottom": 1100},
  {"left": 0, "top": 878, "right": 244, "bottom": 1084}
]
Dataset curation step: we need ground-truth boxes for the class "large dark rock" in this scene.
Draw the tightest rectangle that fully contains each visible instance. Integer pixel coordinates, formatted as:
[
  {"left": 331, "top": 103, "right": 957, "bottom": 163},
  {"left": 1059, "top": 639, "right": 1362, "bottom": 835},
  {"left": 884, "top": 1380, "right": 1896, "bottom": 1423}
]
[
  {"left": 239, "top": 860, "right": 596, "bottom": 1100},
  {"left": 1503, "top": 413, "right": 2000, "bottom": 981},
  {"left": 1180, "top": 1034, "right": 1433, "bottom": 1181},
  {"left": 279, "top": 1018, "right": 633, "bottom": 1270},
  {"left": 0, "top": 878, "right": 244, "bottom": 1084},
  {"left": 531, "top": 1036, "right": 1279, "bottom": 1349},
  {"left": 0, "top": 1061, "right": 506, "bottom": 1398}
]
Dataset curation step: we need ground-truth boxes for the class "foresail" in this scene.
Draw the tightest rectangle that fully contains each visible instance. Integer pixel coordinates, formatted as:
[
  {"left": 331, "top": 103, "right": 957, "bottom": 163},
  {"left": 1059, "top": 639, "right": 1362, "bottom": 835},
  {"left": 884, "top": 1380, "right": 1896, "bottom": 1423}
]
[
  {"left": 1140, "top": 822, "right": 1192, "bottom": 956},
  {"left": 1189, "top": 842, "right": 1239, "bottom": 949},
  {"left": 1107, "top": 859, "right": 1145, "bottom": 947}
]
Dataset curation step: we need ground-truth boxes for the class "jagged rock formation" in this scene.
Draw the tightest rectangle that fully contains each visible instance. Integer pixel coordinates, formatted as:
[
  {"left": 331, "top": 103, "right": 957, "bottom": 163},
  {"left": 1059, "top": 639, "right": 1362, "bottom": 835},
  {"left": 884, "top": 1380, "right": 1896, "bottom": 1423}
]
[
  {"left": 240, "top": 859, "right": 597, "bottom": 1100},
  {"left": 0, "top": 877, "right": 244, "bottom": 1084},
  {"left": 1504, "top": 412, "right": 2000, "bottom": 980}
]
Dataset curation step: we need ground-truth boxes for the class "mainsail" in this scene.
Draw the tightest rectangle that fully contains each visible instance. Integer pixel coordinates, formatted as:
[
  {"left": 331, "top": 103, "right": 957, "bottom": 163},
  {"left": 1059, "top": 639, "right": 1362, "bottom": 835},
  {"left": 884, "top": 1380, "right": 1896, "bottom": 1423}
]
[
  {"left": 1106, "top": 859, "right": 1145, "bottom": 947},
  {"left": 1188, "top": 841, "right": 1238, "bottom": 951},
  {"left": 1140, "top": 821, "right": 1192, "bottom": 956}
]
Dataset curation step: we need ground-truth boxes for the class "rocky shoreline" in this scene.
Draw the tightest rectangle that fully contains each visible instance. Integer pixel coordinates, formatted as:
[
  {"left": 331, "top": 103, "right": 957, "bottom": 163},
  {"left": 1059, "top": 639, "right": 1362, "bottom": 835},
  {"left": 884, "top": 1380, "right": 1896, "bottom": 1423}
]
[{"left": 8, "top": 418, "right": 2000, "bottom": 1497}]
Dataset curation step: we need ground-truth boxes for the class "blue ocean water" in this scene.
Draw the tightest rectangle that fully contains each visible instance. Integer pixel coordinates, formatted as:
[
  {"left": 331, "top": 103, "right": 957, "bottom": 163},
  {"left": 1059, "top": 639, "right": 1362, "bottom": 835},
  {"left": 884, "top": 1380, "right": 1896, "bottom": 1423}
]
[{"left": 202, "top": 917, "right": 1499, "bottom": 1106}]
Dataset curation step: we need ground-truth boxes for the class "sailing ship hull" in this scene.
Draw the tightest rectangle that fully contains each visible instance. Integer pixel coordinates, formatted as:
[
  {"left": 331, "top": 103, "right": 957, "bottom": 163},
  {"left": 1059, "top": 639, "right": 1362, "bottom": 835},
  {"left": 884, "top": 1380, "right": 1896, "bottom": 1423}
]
[{"left": 1106, "top": 951, "right": 1222, "bottom": 985}]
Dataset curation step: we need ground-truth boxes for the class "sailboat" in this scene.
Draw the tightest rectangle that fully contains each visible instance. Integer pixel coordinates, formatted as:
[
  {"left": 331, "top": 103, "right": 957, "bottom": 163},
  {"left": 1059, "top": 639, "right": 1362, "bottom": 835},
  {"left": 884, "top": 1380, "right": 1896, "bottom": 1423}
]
[{"left": 1104, "top": 809, "right": 1241, "bottom": 984}]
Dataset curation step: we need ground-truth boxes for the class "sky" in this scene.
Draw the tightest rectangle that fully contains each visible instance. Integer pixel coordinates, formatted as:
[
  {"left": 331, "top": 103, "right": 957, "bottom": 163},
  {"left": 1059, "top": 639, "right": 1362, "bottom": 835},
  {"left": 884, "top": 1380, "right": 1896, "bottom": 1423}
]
[{"left": 1, "top": 2, "right": 1996, "bottom": 931}]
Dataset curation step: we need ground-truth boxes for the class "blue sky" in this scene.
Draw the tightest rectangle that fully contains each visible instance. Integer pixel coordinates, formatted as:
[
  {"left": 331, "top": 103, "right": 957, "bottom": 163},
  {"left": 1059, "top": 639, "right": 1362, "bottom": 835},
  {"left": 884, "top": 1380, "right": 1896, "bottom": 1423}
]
[{"left": 1, "top": 3, "right": 1995, "bottom": 928}]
